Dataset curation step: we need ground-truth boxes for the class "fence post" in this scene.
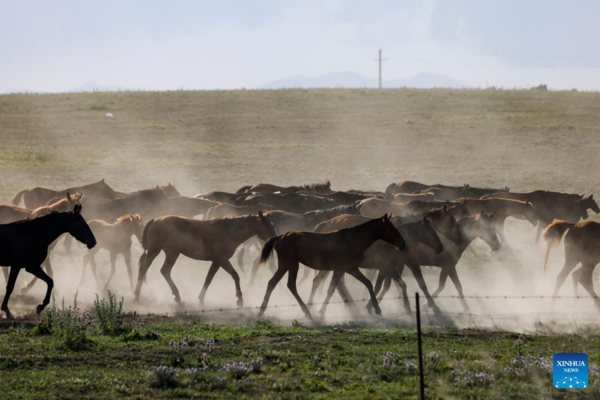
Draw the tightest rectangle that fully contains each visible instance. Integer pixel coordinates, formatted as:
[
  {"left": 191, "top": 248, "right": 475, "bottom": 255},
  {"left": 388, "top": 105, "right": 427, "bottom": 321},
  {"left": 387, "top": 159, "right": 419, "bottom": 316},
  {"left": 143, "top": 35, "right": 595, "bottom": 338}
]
[{"left": 416, "top": 292, "right": 425, "bottom": 400}]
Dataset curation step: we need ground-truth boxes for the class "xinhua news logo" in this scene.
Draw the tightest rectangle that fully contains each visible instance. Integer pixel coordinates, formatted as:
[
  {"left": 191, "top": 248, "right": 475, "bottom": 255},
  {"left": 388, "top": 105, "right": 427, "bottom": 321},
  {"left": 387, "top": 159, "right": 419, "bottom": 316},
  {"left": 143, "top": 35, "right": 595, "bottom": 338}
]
[{"left": 553, "top": 353, "right": 588, "bottom": 389}]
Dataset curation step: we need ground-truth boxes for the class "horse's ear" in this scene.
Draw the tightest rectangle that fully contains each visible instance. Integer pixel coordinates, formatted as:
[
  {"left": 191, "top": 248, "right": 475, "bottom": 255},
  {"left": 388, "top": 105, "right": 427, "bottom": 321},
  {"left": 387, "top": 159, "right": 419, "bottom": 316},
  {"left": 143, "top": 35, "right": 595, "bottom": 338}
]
[
  {"left": 383, "top": 213, "right": 388, "bottom": 221},
  {"left": 590, "top": 194, "right": 594, "bottom": 199},
  {"left": 422, "top": 216, "right": 431, "bottom": 224},
  {"left": 442, "top": 204, "right": 449, "bottom": 212},
  {"left": 101, "top": 178, "right": 105, "bottom": 182},
  {"left": 74, "top": 203, "right": 82, "bottom": 214},
  {"left": 258, "top": 210, "right": 264, "bottom": 219},
  {"left": 490, "top": 211, "right": 496, "bottom": 218},
  {"left": 389, "top": 212, "right": 394, "bottom": 219},
  {"left": 156, "top": 185, "right": 159, "bottom": 189},
  {"left": 66, "top": 191, "right": 72, "bottom": 201}
]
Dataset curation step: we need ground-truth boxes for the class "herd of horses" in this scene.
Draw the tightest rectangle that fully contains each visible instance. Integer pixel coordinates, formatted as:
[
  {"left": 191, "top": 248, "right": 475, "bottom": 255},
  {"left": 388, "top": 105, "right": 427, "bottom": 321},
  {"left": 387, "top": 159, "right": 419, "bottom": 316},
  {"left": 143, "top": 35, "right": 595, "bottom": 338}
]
[{"left": 1, "top": 178, "right": 599, "bottom": 320}]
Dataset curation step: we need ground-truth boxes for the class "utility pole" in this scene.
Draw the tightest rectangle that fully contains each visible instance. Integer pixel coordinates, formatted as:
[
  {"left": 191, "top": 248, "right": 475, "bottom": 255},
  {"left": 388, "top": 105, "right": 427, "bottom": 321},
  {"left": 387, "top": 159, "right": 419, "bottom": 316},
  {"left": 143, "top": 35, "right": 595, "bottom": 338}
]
[{"left": 375, "top": 49, "right": 387, "bottom": 89}]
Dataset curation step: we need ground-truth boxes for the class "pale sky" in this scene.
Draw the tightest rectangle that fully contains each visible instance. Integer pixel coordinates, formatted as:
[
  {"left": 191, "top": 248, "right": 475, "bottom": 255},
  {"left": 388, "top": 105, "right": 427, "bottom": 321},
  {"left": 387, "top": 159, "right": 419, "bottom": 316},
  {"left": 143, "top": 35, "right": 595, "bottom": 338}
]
[{"left": 1, "top": 0, "right": 600, "bottom": 93}]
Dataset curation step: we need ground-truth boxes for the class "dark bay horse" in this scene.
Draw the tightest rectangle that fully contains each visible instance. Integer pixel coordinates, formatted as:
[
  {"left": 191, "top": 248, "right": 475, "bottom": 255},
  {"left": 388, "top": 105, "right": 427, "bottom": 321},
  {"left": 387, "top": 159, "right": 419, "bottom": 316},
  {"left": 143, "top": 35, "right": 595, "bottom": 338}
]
[
  {"left": 542, "top": 220, "right": 600, "bottom": 310},
  {"left": 0, "top": 205, "right": 96, "bottom": 319},
  {"left": 134, "top": 212, "right": 278, "bottom": 307},
  {"left": 385, "top": 181, "right": 464, "bottom": 197},
  {"left": 256, "top": 214, "right": 406, "bottom": 319},
  {"left": 358, "top": 198, "right": 462, "bottom": 219},
  {"left": 309, "top": 214, "right": 443, "bottom": 315},
  {"left": 424, "top": 186, "right": 509, "bottom": 201},
  {"left": 171, "top": 196, "right": 219, "bottom": 219},
  {"left": 79, "top": 214, "right": 143, "bottom": 292},
  {"left": 293, "top": 191, "right": 378, "bottom": 206},
  {"left": 206, "top": 203, "right": 270, "bottom": 219},
  {"left": 485, "top": 191, "right": 599, "bottom": 241},
  {"left": 80, "top": 187, "right": 177, "bottom": 222},
  {"left": 234, "top": 193, "right": 336, "bottom": 214},
  {"left": 12, "top": 179, "right": 119, "bottom": 209},
  {"left": 196, "top": 191, "right": 249, "bottom": 204},
  {"left": 372, "top": 212, "right": 501, "bottom": 311},
  {"left": 237, "top": 180, "right": 333, "bottom": 195},
  {"left": 452, "top": 197, "right": 538, "bottom": 241}
]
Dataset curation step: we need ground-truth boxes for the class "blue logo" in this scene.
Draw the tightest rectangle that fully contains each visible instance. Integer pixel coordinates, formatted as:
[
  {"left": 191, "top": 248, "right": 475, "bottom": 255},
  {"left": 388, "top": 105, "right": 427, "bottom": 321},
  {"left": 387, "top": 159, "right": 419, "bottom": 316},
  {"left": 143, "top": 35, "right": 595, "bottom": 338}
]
[{"left": 553, "top": 353, "right": 588, "bottom": 389}]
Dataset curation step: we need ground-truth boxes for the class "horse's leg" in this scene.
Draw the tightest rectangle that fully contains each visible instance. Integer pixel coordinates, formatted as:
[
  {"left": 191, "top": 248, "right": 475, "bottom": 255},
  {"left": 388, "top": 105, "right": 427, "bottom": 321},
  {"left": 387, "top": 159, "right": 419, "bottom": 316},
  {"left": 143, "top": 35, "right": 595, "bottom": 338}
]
[
  {"left": 1, "top": 267, "right": 20, "bottom": 319},
  {"left": 89, "top": 252, "right": 101, "bottom": 289},
  {"left": 160, "top": 252, "right": 181, "bottom": 303},
  {"left": 318, "top": 270, "right": 344, "bottom": 318},
  {"left": 123, "top": 249, "right": 134, "bottom": 293},
  {"left": 346, "top": 269, "right": 382, "bottom": 316},
  {"left": 78, "top": 253, "right": 90, "bottom": 287},
  {"left": 431, "top": 267, "right": 450, "bottom": 298},
  {"left": 2, "top": 268, "right": 7, "bottom": 284},
  {"left": 103, "top": 252, "right": 118, "bottom": 291},
  {"left": 572, "top": 267, "right": 582, "bottom": 297},
  {"left": 64, "top": 234, "right": 75, "bottom": 267},
  {"left": 367, "top": 271, "right": 388, "bottom": 313},
  {"left": 258, "top": 258, "right": 288, "bottom": 318},
  {"left": 25, "top": 265, "right": 54, "bottom": 315},
  {"left": 22, "top": 256, "right": 49, "bottom": 294},
  {"left": 298, "top": 265, "right": 311, "bottom": 286},
  {"left": 551, "top": 255, "right": 578, "bottom": 309},
  {"left": 286, "top": 261, "right": 312, "bottom": 319},
  {"left": 388, "top": 268, "right": 411, "bottom": 313},
  {"left": 447, "top": 265, "right": 469, "bottom": 311},
  {"left": 134, "top": 247, "right": 161, "bottom": 301},
  {"left": 236, "top": 245, "right": 246, "bottom": 277},
  {"left": 577, "top": 263, "right": 600, "bottom": 310},
  {"left": 198, "top": 262, "right": 220, "bottom": 307},
  {"left": 307, "top": 270, "right": 330, "bottom": 308},
  {"left": 218, "top": 259, "right": 244, "bottom": 308},
  {"left": 406, "top": 263, "right": 441, "bottom": 314},
  {"left": 335, "top": 275, "right": 360, "bottom": 314}
]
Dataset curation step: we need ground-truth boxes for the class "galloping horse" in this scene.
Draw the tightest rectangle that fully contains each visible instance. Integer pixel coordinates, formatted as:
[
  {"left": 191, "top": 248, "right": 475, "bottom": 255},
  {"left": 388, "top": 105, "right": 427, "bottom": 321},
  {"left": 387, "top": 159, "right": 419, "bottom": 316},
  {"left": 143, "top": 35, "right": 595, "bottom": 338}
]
[
  {"left": 0, "top": 205, "right": 96, "bottom": 319},
  {"left": 372, "top": 212, "right": 502, "bottom": 311},
  {"left": 542, "top": 220, "right": 600, "bottom": 310},
  {"left": 79, "top": 214, "right": 144, "bottom": 292},
  {"left": 486, "top": 191, "right": 599, "bottom": 241},
  {"left": 12, "top": 179, "right": 119, "bottom": 209},
  {"left": 135, "top": 212, "right": 278, "bottom": 307},
  {"left": 310, "top": 214, "right": 443, "bottom": 314},
  {"left": 236, "top": 180, "right": 333, "bottom": 195},
  {"left": 256, "top": 214, "right": 406, "bottom": 319}
]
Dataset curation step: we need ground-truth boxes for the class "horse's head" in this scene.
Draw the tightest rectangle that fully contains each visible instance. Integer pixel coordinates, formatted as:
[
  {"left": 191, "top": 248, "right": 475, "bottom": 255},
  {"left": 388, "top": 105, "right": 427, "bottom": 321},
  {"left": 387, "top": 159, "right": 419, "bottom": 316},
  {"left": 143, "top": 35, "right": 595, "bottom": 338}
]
[
  {"left": 473, "top": 211, "right": 501, "bottom": 252},
  {"left": 427, "top": 205, "right": 463, "bottom": 245},
  {"left": 67, "top": 204, "right": 96, "bottom": 249},
  {"left": 418, "top": 217, "right": 443, "bottom": 254},
  {"left": 160, "top": 182, "right": 181, "bottom": 197},
  {"left": 580, "top": 194, "right": 600, "bottom": 218},
  {"left": 256, "top": 210, "right": 279, "bottom": 241},
  {"left": 62, "top": 191, "right": 83, "bottom": 210},
  {"left": 129, "top": 213, "right": 144, "bottom": 243},
  {"left": 378, "top": 213, "right": 406, "bottom": 251}
]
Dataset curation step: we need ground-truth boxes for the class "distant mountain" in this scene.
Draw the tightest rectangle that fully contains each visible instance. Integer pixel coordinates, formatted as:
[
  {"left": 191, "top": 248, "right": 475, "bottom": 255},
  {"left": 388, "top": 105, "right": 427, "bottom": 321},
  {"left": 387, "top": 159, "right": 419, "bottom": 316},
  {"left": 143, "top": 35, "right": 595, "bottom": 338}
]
[{"left": 259, "top": 71, "right": 465, "bottom": 89}]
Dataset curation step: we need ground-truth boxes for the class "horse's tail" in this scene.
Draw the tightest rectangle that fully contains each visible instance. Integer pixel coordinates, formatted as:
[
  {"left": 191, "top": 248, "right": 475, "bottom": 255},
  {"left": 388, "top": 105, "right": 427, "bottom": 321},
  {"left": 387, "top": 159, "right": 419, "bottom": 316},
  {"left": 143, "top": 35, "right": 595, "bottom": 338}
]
[
  {"left": 12, "top": 189, "right": 27, "bottom": 206},
  {"left": 141, "top": 218, "right": 156, "bottom": 250},
  {"left": 236, "top": 185, "right": 252, "bottom": 194},
  {"left": 258, "top": 235, "right": 282, "bottom": 265},
  {"left": 541, "top": 220, "right": 575, "bottom": 274}
]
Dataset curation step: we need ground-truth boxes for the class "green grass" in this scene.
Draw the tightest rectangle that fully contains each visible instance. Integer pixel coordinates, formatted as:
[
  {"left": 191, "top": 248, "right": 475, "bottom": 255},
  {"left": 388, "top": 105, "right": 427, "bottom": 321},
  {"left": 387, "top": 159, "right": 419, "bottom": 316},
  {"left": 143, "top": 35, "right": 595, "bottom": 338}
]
[{"left": 0, "top": 315, "right": 598, "bottom": 399}]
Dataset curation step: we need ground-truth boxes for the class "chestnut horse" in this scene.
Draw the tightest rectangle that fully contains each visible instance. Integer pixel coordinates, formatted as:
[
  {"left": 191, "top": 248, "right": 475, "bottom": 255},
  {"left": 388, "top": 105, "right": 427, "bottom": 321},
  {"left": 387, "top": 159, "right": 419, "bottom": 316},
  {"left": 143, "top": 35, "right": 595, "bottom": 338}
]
[
  {"left": 0, "top": 205, "right": 96, "bottom": 319},
  {"left": 542, "top": 220, "right": 600, "bottom": 310},
  {"left": 12, "top": 179, "right": 119, "bottom": 209},
  {"left": 79, "top": 214, "right": 144, "bottom": 291},
  {"left": 134, "top": 211, "right": 278, "bottom": 307},
  {"left": 256, "top": 214, "right": 406, "bottom": 319}
]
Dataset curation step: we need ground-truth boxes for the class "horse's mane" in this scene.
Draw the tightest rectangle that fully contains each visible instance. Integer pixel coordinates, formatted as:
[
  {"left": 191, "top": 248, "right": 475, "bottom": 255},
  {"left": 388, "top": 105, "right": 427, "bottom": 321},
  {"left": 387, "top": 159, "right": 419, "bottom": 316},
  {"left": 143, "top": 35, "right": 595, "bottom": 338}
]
[
  {"left": 336, "top": 215, "right": 382, "bottom": 234},
  {"left": 116, "top": 214, "right": 141, "bottom": 224},
  {"left": 303, "top": 180, "right": 331, "bottom": 191}
]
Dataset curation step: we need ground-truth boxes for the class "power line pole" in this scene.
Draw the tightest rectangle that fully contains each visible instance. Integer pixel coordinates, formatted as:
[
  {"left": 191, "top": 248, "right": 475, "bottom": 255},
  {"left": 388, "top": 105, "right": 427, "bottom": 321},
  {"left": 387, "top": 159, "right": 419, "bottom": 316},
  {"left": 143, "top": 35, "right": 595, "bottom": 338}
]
[{"left": 375, "top": 49, "right": 387, "bottom": 89}]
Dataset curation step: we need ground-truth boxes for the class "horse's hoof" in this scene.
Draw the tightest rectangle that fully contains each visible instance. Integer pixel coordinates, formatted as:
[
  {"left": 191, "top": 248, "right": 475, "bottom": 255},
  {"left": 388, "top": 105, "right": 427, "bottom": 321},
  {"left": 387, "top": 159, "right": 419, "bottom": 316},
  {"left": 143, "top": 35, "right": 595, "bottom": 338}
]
[
  {"left": 404, "top": 307, "right": 413, "bottom": 314},
  {"left": 432, "top": 306, "right": 442, "bottom": 315},
  {"left": 36, "top": 304, "right": 45, "bottom": 314},
  {"left": 236, "top": 299, "right": 244, "bottom": 308},
  {"left": 174, "top": 296, "right": 181, "bottom": 304}
]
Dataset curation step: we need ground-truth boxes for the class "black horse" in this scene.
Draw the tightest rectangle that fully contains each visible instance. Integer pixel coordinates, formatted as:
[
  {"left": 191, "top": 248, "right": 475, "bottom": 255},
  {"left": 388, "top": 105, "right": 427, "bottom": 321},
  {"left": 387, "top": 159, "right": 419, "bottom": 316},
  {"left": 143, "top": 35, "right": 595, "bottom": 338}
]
[{"left": 0, "top": 204, "right": 96, "bottom": 319}]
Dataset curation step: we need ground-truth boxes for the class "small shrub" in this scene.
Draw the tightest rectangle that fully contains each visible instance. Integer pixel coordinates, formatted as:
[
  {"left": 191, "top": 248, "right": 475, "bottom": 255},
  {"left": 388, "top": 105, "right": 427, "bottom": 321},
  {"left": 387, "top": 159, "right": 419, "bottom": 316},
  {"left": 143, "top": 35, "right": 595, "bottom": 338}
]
[
  {"left": 150, "top": 365, "right": 178, "bottom": 389},
  {"left": 90, "top": 103, "right": 109, "bottom": 111},
  {"left": 222, "top": 358, "right": 263, "bottom": 380},
  {"left": 94, "top": 291, "right": 124, "bottom": 334}
]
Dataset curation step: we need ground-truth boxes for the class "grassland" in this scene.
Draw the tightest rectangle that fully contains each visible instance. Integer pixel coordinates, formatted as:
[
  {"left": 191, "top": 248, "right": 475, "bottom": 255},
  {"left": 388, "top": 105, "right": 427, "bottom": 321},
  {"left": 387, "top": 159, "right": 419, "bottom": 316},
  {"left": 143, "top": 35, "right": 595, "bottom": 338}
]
[{"left": 1, "top": 88, "right": 600, "bottom": 398}]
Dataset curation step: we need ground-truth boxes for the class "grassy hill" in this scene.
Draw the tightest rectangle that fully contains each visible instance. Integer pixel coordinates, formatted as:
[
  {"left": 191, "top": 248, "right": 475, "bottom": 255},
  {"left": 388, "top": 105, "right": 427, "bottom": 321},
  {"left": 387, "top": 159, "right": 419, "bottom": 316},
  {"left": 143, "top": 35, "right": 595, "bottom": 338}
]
[{"left": 1, "top": 88, "right": 599, "bottom": 201}]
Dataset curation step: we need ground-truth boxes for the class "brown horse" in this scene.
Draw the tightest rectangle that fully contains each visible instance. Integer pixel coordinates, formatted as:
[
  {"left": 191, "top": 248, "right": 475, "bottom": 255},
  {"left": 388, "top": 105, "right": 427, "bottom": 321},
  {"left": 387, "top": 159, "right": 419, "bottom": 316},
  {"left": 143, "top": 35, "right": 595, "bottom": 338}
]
[
  {"left": 237, "top": 180, "right": 333, "bottom": 195},
  {"left": 385, "top": 181, "right": 464, "bottom": 197},
  {"left": 206, "top": 203, "right": 269, "bottom": 219},
  {"left": 12, "top": 179, "right": 119, "bottom": 209},
  {"left": 80, "top": 187, "right": 177, "bottom": 223},
  {"left": 309, "top": 214, "right": 443, "bottom": 314},
  {"left": 134, "top": 211, "right": 278, "bottom": 307},
  {"left": 425, "top": 186, "right": 509, "bottom": 201},
  {"left": 486, "top": 191, "right": 599, "bottom": 241},
  {"left": 79, "top": 214, "right": 143, "bottom": 291},
  {"left": 171, "top": 196, "right": 219, "bottom": 219},
  {"left": 256, "top": 214, "right": 406, "bottom": 319},
  {"left": 0, "top": 205, "right": 33, "bottom": 224},
  {"left": 452, "top": 197, "right": 538, "bottom": 241},
  {"left": 359, "top": 198, "right": 462, "bottom": 219},
  {"left": 542, "top": 220, "right": 600, "bottom": 310},
  {"left": 372, "top": 212, "right": 501, "bottom": 311},
  {"left": 0, "top": 205, "right": 96, "bottom": 319},
  {"left": 234, "top": 193, "right": 336, "bottom": 214},
  {"left": 392, "top": 192, "right": 435, "bottom": 202},
  {"left": 113, "top": 183, "right": 181, "bottom": 198},
  {"left": 197, "top": 191, "right": 249, "bottom": 204}
]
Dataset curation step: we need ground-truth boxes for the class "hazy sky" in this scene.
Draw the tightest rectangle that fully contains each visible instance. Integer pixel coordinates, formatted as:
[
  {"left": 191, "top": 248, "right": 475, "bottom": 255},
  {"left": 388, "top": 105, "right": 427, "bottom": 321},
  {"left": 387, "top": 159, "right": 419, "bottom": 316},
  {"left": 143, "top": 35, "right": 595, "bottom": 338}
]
[{"left": 1, "top": 0, "right": 600, "bottom": 92}]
